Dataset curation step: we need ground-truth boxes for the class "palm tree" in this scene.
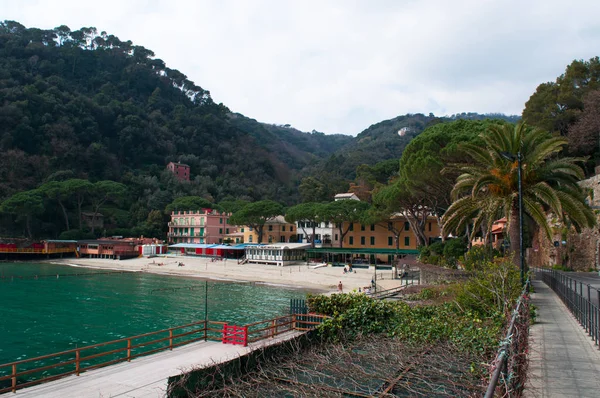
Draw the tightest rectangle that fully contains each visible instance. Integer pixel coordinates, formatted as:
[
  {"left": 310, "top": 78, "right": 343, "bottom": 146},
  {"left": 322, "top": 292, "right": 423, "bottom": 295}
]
[{"left": 442, "top": 122, "right": 596, "bottom": 265}]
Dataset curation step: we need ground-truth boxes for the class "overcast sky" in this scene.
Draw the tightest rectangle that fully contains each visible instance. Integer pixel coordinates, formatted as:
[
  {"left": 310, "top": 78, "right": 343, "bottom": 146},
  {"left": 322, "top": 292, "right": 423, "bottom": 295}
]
[{"left": 3, "top": 0, "right": 600, "bottom": 135}]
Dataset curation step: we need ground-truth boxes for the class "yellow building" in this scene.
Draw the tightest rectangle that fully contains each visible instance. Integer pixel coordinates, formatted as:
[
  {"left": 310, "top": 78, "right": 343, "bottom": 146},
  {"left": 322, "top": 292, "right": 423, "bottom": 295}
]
[
  {"left": 242, "top": 216, "right": 297, "bottom": 244},
  {"left": 340, "top": 215, "right": 441, "bottom": 262}
]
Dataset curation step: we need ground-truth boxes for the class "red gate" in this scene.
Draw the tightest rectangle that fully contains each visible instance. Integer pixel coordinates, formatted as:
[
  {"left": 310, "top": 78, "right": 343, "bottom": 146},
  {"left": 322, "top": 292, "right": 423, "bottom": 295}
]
[{"left": 222, "top": 324, "right": 248, "bottom": 346}]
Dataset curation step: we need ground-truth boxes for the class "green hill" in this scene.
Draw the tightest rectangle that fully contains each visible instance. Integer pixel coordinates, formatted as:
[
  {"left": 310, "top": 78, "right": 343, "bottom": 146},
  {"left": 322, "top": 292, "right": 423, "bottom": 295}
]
[{"left": 0, "top": 21, "right": 352, "bottom": 205}]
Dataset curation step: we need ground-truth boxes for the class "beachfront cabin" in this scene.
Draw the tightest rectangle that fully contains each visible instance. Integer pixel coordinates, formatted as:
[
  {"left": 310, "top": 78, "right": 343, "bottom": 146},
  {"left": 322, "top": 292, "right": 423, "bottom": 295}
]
[
  {"left": 78, "top": 240, "right": 140, "bottom": 260},
  {"left": 245, "top": 243, "right": 310, "bottom": 266},
  {"left": 168, "top": 243, "right": 247, "bottom": 259},
  {"left": 44, "top": 240, "right": 78, "bottom": 254},
  {"left": 139, "top": 244, "right": 168, "bottom": 257}
]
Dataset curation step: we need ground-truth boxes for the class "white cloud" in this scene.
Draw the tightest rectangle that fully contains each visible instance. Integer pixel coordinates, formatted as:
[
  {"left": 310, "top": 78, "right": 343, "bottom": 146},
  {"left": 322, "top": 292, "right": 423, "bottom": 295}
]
[{"left": 2, "top": 0, "right": 600, "bottom": 135}]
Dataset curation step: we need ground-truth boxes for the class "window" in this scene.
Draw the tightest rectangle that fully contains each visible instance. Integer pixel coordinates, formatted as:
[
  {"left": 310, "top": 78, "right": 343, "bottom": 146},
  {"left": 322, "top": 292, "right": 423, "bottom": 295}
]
[
  {"left": 219, "top": 238, "right": 223, "bottom": 243},
  {"left": 360, "top": 237, "right": 365, "bottom": 245},
  {"left": 249, "top": 236, "right": 253, "bottom": 243},
  {"left": 428, "top": 222, "right": 432, "bottom": 232},
  {"left": 280, "top": 236, "right": 286, "bottom": 243},
  {"left": 349, "top": 236, "right": 354, "bottom": 245},
  {"left": 388, "top": 237, "right": 393, "bottom": 246},
  {"left": 370, "top": 224, "right": 375, "bottom": 231},
  {"left": 220, "top": 218, "right": 223, "bottom": 224},
  {"left": 360, "top": 224, "right": 365, "bottom": 231},
  {"left": 226, "top": 228, "right": 229, "bottom": 234},
  {"left": 268, "top": 225, "right": 273, "bottom": 231},
  {"left": 241, "top": 228, "right": 245, "bottom": 232},
  {"left": 349, "top": 223, "right": 354, "bottom": 231},
  {"left": 335, "top": 234, "right": 339, "bottom": 241},
  {"left": 219, "top": 228, "right": 223, "bottom": 234},
  {"left": 404, "top": 222, "right": 410, "bottom": 231},
  {"left": 370, "top": 237, "right": 375, "bottom": 245},
  {"left": 297, "top": 233, "right": 304, "bottom": 241},
  {"left": 290, "top": 226, "right": 294, "bottom": 232},
  {"left": 404, "top": 236, "right": 410, "bottom": 246},
  {"left": 190, "top": 218, "right": 195, "bottom": 226},
  {"left": 282, "top": 226, "right": 286, "bottom": 231}
]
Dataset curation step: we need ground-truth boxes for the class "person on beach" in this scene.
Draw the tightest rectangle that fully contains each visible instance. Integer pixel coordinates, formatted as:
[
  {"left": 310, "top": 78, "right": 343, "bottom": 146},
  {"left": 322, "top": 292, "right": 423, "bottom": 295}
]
[{"left": 338, "top": 281, "right": 343, "bottom": 292}]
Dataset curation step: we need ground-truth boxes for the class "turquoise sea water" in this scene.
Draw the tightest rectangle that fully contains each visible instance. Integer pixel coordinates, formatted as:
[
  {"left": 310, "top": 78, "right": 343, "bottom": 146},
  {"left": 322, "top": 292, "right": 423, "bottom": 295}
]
[{"left": 0, "top": 262, "right": 308, "bottom": 379}]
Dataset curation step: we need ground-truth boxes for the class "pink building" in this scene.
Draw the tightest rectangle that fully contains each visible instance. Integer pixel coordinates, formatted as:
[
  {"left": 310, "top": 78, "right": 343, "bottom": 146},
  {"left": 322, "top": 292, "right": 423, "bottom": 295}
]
[
  {"left": 168, "top": 209, "right": 237, "bottom": 244},
  {"left": 166, "top": 162, "right": 190, "bottom": 181}
]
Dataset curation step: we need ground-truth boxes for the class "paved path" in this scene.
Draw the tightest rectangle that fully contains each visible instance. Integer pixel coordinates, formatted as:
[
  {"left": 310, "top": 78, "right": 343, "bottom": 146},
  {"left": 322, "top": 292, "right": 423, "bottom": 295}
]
[
  {"left": 14, "top": 331, "right": 302, "bottom": 398},
  {"left": 525, "top": 280, "right": 600, "bottom": 397}
]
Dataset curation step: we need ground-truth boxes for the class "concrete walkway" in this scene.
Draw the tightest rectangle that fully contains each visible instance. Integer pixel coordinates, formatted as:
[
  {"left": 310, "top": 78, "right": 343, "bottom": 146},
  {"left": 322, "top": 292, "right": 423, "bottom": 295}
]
[
  {"left": 14, "top": 331, "right": 302, "bottom": 398},
  {"left": 525, "top": 280, "right": 600, "bottom": 397}
]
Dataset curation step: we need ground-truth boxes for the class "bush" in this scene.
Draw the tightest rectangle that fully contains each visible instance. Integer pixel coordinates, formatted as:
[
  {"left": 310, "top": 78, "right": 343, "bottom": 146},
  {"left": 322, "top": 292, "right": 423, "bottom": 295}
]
[
  {"left": 454, "top": 258, "right": 521, "bottom": 317},
  {"left": 308, "top": 256, "right": 523, "bottom": 355},
  {"left": 462, "top": 245, "right": 500, "bottom": 271}
]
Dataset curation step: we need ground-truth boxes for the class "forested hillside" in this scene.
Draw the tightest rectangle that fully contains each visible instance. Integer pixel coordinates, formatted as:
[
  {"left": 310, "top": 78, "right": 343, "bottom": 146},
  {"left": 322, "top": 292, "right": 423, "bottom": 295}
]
[
  {"left": 0, "top": 20, "right": 520, "bottom": 239},
  {"left": 0, "top": 21, "right": 351, "bottom": 205}
]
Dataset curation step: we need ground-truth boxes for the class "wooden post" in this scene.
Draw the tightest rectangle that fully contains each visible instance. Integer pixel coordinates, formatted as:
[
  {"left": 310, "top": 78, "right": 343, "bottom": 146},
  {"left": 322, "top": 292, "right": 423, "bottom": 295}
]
[
  {"left": 11, "top": 364, "right": 16, "bottom": 393},
  {"left": 169, "top": 329, "right": 173, "bottom": 350},
  {"left": 76, "top": 350, "right": 80, "bottom": 376},
  {"left": 127, "top": 339, "right": 131, "bottom": 362},
  {"left": 292, "top": 314, "right": 297, "bottom": 331}
]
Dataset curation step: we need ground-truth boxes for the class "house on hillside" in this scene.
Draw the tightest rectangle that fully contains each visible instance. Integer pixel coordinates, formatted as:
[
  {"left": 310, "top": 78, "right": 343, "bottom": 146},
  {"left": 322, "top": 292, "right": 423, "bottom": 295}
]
[
  {"left": 166, "top": 162, "right": 190, "bottom": 181},
  {"left": 81, "top": 212, "right": 104, "bottom": 230},
  {"left": 471, "top": 218, "right": 507, "bottom": 249},
  {"left": 334, "top": 193, "right": 360, "bottom": 201}
]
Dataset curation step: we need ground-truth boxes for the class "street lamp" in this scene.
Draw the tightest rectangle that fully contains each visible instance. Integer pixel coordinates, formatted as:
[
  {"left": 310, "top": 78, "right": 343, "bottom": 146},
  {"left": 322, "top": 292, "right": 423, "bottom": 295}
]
[{"left": 500, "top": 151, "right": 525, "bottom": 287}]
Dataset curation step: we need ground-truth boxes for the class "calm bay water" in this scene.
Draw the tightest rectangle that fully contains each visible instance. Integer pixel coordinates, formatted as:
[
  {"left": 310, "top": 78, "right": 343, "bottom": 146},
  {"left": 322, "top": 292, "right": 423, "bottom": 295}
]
[{"left": 0, "top": 262, "right": 308, "bottom": 368}]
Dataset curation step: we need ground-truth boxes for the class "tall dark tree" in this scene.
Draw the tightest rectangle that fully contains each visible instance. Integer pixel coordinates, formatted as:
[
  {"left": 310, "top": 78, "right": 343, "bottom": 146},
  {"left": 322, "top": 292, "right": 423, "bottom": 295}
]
[
  {"left": 229, "top": 200, "right": 284, "bottom": 244},
  {"left": 324, "top": 200, "right": 370, "bottom": 248},
  {"left": 443, "top": 123, "right": 596, "bottom": 266},
  {"left": 285, "top": 202, "right": 327, "bottom": 248},
  {"left": 0, "top": 190, "right": 44, "bottom": 238}
]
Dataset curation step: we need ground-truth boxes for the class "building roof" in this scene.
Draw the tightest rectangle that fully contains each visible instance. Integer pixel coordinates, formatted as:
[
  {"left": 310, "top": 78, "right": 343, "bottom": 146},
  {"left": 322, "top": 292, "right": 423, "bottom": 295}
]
[
  {"left": 305, "top": 247, "right": 419, "bottom": 255},
  {"left": 334, "top": 193, "right": 360, "bottom": 201},
  {"left": 250, "top": 243, "right": 311, "bottom": 250},
  {"left": 167, "top": 161, "right": 190, "bottom": 167},
  {"left": 265, "top": 215, "right": 293, "bottom": 224},
  {"left": 168, "top": 243, "right": 249, "bottom": 251},
  {"left": 78, "top": 240, "right": 135, "bottom": 245}
]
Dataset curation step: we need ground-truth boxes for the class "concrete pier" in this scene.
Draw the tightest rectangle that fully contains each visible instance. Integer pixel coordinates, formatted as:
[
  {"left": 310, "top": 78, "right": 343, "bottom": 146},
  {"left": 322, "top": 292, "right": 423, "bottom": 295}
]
[{"left": 15, "top": 330, "right": 302, "bottom": 398}]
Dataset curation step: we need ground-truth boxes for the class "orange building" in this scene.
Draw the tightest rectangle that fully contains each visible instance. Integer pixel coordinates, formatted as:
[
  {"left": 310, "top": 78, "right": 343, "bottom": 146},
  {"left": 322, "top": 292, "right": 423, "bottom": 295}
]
[
  {"left": 78, "top": 240, "right": 140, "bottom": 260},
  {"left": 340, "top": 215, "right": 441, "bottom": 262}
]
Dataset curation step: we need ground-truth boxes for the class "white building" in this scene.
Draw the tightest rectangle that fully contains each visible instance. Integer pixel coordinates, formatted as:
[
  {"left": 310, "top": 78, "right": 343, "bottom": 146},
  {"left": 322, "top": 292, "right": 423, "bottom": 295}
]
[
  {"left": 245, "top": 243, "right": 310, "bottom": 266},
  {"left": 334, "top": 192, "right": 360, "bottom": 201},
  {"left": 295, "top": 221, "right": 339, "bottom": 247}
]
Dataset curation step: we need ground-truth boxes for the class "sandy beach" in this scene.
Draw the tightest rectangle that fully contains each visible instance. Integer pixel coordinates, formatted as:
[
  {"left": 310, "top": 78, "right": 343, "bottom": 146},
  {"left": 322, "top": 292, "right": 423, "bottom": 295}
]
[{"left": 49, "top": 256, "right": 396, "bottom": 294}]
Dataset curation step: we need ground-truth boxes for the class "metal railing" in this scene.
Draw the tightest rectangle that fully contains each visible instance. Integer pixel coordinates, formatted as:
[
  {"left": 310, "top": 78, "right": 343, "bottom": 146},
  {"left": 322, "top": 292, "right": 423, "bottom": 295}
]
[
  {"left": 536, "top": 268, "right": 600, "bottom": 346},
  {"left": 0, "top": 313, "right": 326, "bottom": 394},
  {"left": 484, "top": 280, "right": 530, "bottom": 398}
]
